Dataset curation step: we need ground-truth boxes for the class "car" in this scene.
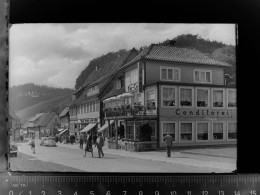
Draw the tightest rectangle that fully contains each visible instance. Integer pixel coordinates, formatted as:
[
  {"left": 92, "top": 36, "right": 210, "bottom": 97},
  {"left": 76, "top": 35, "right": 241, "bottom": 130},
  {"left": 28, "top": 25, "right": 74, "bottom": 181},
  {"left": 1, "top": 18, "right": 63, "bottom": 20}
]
[
  {"left": 10, "top": 142, "right": 18, "bottom": 157},
  {"left": 43, "top": 137, "right": 57, "bottom": 147}
]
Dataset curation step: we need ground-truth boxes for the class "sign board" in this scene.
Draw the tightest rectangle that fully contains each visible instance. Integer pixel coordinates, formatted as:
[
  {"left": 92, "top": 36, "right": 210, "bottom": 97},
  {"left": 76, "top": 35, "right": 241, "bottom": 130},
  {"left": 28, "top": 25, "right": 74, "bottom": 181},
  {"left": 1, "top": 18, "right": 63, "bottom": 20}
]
[{"left": 128, "top": 83, "right": 138, "bottom": 92}]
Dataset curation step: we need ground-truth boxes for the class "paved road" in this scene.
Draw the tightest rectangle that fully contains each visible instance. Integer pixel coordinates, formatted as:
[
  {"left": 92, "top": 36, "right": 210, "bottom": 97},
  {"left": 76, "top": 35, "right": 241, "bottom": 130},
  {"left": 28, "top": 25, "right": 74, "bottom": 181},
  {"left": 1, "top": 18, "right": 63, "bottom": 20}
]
[{"left": 9, "top": 142, "right": 225, "bottom": 173}]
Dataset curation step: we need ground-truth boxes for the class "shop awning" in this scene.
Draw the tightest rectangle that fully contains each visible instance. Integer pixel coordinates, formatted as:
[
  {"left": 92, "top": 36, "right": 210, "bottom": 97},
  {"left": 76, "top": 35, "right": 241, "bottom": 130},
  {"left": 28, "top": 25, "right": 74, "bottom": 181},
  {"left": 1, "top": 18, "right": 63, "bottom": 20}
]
[
  {"left": 80, "top": 123, "right": 97, "bottom": 133},
  {"left": 57, "top": 129, "right": 68, "bottom": 136},
  {"left": 97, "top": 120, "right": 114, "bottom": 132}
]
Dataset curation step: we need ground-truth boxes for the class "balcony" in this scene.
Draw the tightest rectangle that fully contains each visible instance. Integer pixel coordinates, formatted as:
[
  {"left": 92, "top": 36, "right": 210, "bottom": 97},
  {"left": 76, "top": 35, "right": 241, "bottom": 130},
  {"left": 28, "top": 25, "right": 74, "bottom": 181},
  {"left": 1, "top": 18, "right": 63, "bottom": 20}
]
[{"left": 104, "top": 105, "right": 157, "bottom": 119}]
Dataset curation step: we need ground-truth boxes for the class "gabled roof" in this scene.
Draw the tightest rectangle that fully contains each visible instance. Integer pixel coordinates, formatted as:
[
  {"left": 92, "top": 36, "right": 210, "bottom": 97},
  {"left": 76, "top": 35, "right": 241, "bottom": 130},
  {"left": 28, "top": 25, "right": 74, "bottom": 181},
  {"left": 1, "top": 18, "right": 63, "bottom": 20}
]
[
  {"left": 29, "top": 113, "right": 44, "bottom": 122},
  {"left": 121, "top": 44, "right": 231, "bottom": 69},
  {"left": 36, "top": 112, "right": 57, "bottom": 127},
  {"left": 59, "top": 107, "right": 69, "bottom": 117}
]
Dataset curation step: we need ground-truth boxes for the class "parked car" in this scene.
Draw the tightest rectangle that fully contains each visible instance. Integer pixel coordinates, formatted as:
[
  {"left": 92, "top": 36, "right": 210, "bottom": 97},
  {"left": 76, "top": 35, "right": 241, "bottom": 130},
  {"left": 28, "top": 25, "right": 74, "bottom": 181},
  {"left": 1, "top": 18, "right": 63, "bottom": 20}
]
[
  {"left": 10, "top": 142, "right": 18, "bottom": 157},
  {"left": 43, "top": 137, "right": 56, "bottom": 147}
]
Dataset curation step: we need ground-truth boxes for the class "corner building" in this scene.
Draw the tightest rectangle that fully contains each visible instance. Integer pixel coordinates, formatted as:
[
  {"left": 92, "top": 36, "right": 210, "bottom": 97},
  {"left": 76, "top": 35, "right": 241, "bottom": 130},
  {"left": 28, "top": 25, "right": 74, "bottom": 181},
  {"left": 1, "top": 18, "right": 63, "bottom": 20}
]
[{"left": 104, "top": 44, "right": 236, "bottom": 148}]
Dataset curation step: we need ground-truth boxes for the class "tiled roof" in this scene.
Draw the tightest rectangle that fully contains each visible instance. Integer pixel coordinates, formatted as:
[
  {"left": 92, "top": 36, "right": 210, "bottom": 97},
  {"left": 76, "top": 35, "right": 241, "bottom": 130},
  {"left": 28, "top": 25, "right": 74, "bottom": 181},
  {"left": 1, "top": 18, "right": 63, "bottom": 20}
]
[
  {"left": 29, "top": 113, "right": 44, "bottom": 122},
  {"left": 102, "top": 87, "right": 125, "bottom": 100},
  {"left": 59, "top": 107, "right": 69, "bottom": 117},
  {"left": 122, "top": 44, "right": 231, "bottom": 68},
  {"left": 36, "top": 112, "right": 57, "bottom": 127}
]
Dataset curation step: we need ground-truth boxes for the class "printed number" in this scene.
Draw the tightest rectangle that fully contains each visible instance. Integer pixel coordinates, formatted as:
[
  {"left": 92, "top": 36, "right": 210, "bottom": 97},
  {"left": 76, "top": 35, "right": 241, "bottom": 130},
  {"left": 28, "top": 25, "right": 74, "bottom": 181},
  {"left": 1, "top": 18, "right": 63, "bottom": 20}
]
[
  {"left": 139, "top": 191, "right": 143, "bottom": 195},
  {"left": 58, "top": 190, "right": 62, "bottom": 195},
  {"left": 234, "top": 191, "right": 240, "bottom": 195},
  {"left": 251, "top": 191, "right": 257, "bottom": 195},
  {"left": 219, "top": 191, "right": 224, "bottom": 195},
  {"left": 41, "top": 191, "right": 46, "bottom": 195},
  {"left": 9, "top": 191, "right": 13, "bottom": 195},
  {"left": 155, "top": 191, "right": 160, "bottom": 195},
  {"left": 202, "top": 191, "right": 208, "bottom": 195},
  {"left": 123, "top": 191, "right": 127, "bottom": 195},
  {"left": 170, "top": 191, "right": 177, "bottom": 195},
  {"left": 106, "top": 191, "right": 111, "bottom": 195},
  {"left": 187, "top": 191, "right": 191, "bottom": 195},
  {"left": 90, "top": 191, "right": 95, "bottom": 195}
]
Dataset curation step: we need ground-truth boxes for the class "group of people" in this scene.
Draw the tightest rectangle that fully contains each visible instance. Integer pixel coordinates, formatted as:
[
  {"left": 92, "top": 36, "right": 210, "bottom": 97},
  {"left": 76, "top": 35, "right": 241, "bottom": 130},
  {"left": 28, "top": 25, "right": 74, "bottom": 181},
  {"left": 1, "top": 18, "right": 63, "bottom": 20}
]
[{"left": 81, "top": 131, "right": 105, "bottom": 158}]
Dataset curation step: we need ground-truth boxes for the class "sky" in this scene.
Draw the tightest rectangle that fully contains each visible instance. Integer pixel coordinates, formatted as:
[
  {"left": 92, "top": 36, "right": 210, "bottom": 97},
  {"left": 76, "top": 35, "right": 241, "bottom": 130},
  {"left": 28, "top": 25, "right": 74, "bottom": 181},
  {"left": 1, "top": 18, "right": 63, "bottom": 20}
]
[{"left": 9, "top": 23, "right": 236, "bottom": 89}]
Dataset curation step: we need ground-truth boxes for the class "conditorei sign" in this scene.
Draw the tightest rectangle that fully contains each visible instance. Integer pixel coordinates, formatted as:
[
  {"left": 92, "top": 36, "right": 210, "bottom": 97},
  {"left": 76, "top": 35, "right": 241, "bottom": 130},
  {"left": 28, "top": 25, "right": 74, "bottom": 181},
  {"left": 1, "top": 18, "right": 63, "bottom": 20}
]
[{"left": 161, "top": 108, "right": 236, "bottom": 120}]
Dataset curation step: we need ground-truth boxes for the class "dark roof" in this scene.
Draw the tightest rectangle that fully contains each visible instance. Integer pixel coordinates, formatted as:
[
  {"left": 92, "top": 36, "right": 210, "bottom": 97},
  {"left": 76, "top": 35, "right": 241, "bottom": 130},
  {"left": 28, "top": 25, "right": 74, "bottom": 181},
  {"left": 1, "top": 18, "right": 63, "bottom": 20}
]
[
  {"left": 36, "top": 112, "right": 57, "bottom": 127},
  {"left": 102, "top": 87, "right": 125, "bottom": 100},
  {"left": 122, "top": 44, "right": 231, "bottom": 69},
  {"left": 59, "top": 107, "right": 69, "bottom": 117}
]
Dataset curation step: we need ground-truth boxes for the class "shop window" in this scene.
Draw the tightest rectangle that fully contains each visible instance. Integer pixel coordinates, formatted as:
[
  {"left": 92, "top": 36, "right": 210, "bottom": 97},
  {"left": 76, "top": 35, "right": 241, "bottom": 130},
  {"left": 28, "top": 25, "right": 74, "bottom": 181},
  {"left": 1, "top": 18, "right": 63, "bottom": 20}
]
[
  {"left": 196, "top": 88, "right": 209, "bottom": 108},
  {"left": 228, "top": 122, "right": 237, "bottom": 139},
  {"left": 194, "top": 69, "right": 212, "bottom": 83},
  {"left": 213, "top": 123, "right": 224, "bottom": 140},
  {"left": 162, "top": 122, "right": 175, "bottom": 141},
  {"left": 146, "top": 120, "right": 156, "bottom": 140},
  {"left": 160, "top": 67, "right": 180, "bottom": 81},
  {"left": 146, "top": 89, "right": 156, "bottom": 107},
  {"left": 227, "top": 89, "right": 236, "bottom": 108},
  {"left": 212, "top": 89, "right": 224, "bottom": 108},
  {"left": 180, "top": 87, "right": 193, "bottom": 107},
  {"left": 162, "top": 86, "right": 176, "bottom": 107},
  {"left": 196, "top": 122, "right": 209, "bottom": 141},
  {"left": 180, "top": 123, "right": 193, "bottom": 141}
]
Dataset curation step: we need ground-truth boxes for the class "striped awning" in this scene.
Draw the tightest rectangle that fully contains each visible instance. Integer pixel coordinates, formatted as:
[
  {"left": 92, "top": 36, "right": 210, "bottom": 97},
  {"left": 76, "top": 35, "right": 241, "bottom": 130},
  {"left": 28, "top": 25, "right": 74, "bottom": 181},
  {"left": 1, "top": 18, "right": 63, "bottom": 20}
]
[
  {"left": 97, "top": 120, "right": 114, "bottom": 132},
  {"left": 57, "top": 129, "right": 68, "bottom": 136},
  {"left": 80, "top": 123, "right": 97, "bottom": 133}
]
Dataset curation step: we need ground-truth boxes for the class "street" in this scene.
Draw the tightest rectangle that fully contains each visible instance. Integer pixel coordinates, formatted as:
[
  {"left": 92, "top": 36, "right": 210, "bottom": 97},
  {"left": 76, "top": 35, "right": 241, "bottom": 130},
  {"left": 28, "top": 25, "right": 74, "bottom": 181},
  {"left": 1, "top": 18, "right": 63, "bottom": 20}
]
[{"left": 9, "top": 141, "right": 235, "bottom": 173}]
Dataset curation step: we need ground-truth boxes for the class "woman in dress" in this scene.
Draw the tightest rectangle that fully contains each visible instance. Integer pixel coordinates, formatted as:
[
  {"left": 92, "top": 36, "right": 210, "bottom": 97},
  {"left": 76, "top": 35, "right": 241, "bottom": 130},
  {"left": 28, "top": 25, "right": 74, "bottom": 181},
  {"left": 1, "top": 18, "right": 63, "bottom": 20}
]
[{"left": 83, "top": 131, "right": 94, "bottom": 157}]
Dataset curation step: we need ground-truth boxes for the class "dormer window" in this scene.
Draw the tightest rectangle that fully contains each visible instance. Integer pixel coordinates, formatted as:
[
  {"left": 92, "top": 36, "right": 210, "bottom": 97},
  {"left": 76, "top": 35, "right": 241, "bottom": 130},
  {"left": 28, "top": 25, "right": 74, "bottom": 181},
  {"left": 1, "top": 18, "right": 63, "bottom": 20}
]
[{"left": 194, "top": 69, "right": 212, "bottom": 83}]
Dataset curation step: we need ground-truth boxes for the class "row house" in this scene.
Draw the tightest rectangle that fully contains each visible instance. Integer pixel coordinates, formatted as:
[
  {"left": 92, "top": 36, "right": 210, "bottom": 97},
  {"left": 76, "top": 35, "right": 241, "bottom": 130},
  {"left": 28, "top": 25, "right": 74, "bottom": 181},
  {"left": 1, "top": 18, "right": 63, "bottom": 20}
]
[
  {"left": 102, "top": 44, "right": 236, "bottom": 150},
  {"left": 9, "top": 112, "right": 22, "bottom": 141},
  {"left": 58, "top": 107, "right": 70, "bottom": 135},
  {"left": 69, "top": 48, "right": 139, "bottom": 137}
]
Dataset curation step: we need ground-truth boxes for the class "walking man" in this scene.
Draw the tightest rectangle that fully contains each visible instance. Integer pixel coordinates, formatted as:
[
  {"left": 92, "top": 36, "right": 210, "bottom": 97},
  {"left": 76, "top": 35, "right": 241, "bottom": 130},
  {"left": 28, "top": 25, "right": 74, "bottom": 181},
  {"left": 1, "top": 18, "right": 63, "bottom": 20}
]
[
  {"left": 95, "top": 133, "right": 104, "bottom": 158},
  {"left": 31, "top": 134, "right": 36, "bottom": 154},
  {"left": 79, "top": 133, "right": 84, "bottom": 150},
  {"left": 163, "top": 132, "right": 173, "bottom": 157}
]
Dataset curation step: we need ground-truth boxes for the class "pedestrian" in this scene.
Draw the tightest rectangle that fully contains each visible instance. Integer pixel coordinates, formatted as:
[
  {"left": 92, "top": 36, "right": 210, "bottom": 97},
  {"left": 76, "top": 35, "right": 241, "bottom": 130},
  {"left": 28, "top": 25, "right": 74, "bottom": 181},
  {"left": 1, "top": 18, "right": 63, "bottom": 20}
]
[
  {"left": 93, "top": 133, "right": 97, "bottom": 145},
  {"left": 79, "top": 133, "right": 84, "bottom": 150},
  {"left": 65, "top": 135, "right": 69, "bottom": 145},
  {"left": 163, "top": 131, "right": 173, "bottom": 157},
  {"left": 83, "top": 131, "right": 94, "bottom": 157},
  {"left": 31, "top": 134, "right": 36, "bottom": 154},
  {"left": 95, "top": 132, "right": 104, "bottom": 158}
]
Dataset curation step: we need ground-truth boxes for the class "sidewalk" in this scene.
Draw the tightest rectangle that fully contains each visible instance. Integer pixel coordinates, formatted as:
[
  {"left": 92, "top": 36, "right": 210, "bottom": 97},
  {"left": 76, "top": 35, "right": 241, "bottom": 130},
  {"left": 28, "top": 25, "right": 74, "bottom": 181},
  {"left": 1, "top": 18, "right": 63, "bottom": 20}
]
[{"left": 55, "top": 141, "right": 236, "bottom": 172}]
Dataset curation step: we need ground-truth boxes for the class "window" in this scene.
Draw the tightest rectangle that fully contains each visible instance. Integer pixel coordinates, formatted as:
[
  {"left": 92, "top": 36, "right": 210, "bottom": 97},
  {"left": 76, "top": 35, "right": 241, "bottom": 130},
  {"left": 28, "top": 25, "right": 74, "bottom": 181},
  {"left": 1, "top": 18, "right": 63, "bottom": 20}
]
[
  {"left": 196, "top": 88, "right": 209, "bottom": 108},
  {"left": 228, "top": 122, "right": 237, "bottom": 139},
  {"left": 160, "top": 67, "right": 180, "bottom": 81},
  {"left": 96, "top": 101, "right": 100, "bottom": 112},
  {"left": 162, "top": 122, "right": 176, "bottom": 142},
  {"left": 194, "top": 69, "right": 212, "bottom": 83},
  {"left": 180, "top": 123, "right": 193, "bottom": 141},
  {"left": 146, "top": 89, "right": 156, "bottom": 108},
  {"left": 227, "top": 89, "right": 236, "bottom": 108},
  {"left": 135, "top": 93, "right": 142, "bottom": 105},
  {"left": 92, "top": 102, "right": 96, "bottom": 112},
  {"left": 162, "top": 86, "right": 176, "bottom": 107},
  {"left": 126, "top": 121, "right": 134, "bottom": 139},
  {"left": 196, "top": 122, "right": 209, "bottom": 141},
  {"left": 180, "top": 87, "right": 193, "bottom": 107},
  {"left": 125, "top": 97, "right": 132, "bottom": 105},
  {"left": 87, "top": 102, "right": 89, "bottom": 113},
  {"left": 89, "top": 102, "right": 93, "bottom": 112},
  {"left": 146, "top": 120, "right": 156, "bottom": 140},
  {"left": 77, "top": 106, "right": 80, "bottom": 114},
  {"left": 213, "top": 123, "right": 224, "bottom": 140},
  {"left": 84, "top": 103, "right": 86, "bottom": 113},
  {"left": 212, "top": 89, "right": 224, "bottom": 108}
]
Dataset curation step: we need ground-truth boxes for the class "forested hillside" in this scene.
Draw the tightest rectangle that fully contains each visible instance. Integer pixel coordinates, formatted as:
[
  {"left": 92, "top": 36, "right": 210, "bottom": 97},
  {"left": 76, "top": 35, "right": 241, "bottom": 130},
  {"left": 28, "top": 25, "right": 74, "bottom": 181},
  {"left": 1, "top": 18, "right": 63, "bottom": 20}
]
[{"left": 9, "top": 83, "right": 74, "bottom": 112}]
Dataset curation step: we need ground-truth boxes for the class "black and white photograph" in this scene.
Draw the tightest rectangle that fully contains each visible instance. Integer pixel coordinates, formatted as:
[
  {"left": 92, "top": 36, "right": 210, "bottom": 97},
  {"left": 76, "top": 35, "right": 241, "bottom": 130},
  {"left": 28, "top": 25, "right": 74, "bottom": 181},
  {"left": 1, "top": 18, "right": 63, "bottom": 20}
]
[{"left": 8, "top": 23, "right": 236, "bottom": 173}]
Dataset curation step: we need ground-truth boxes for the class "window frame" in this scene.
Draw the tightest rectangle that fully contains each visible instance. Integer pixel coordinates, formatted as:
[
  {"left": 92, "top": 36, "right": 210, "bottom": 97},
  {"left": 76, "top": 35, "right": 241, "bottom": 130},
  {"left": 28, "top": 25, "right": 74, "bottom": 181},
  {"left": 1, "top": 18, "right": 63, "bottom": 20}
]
[
  {"left": 227, "top": 89, "right": 237, "bottom": 109},
  {"left": 195, "top": 122, "right": 210, "bottom": 142},
  {"left": 161, "top": 121, "right": 177, "bottom": 143},
  {"left": 227, "top": 121, "right": 237, "bottom": 140},
  {"left": 212, "top": 122, "right": 225, "bottom": 141},
  {"left": 212, "top": 88, "right": 225, "bottom": 109},
  {"left": 161, "top": 85, "right": 177, "bottom": 108},
  {"left": 193, "top": 69, "right": 212, "bottom": 84},
  {"left": 179, "top": 86, "right": 194, "bottom": 108},
  {"left": 195, "top": 87, "right": 210, "bottom": 109},
  {"left": 160, "top": 66, "right": 181, "bottom": 82},
  {"left": 179, "top": 122, "right": 194, "bottom": 143}
]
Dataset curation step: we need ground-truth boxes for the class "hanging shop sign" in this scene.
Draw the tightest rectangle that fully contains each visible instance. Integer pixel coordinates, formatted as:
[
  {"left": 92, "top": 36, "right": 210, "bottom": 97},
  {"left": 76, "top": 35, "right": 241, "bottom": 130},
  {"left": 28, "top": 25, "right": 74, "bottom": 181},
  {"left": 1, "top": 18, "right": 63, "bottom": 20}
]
[
  {"left": 128, "top": 83, "right": 138, "bottom": 92},
  {"left": 138, "top": 62, "right": 144, "bottom": 92},
  {"left": 160, "top": 108, "right": 236, "bottom": 120}
]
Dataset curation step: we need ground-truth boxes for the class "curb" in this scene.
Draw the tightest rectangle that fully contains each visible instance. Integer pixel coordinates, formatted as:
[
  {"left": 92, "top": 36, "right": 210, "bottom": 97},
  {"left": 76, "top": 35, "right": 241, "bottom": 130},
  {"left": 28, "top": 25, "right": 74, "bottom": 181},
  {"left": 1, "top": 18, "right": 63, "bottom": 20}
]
[{"left": 181, "top": 151, "right": 236, "bottom": 158}]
